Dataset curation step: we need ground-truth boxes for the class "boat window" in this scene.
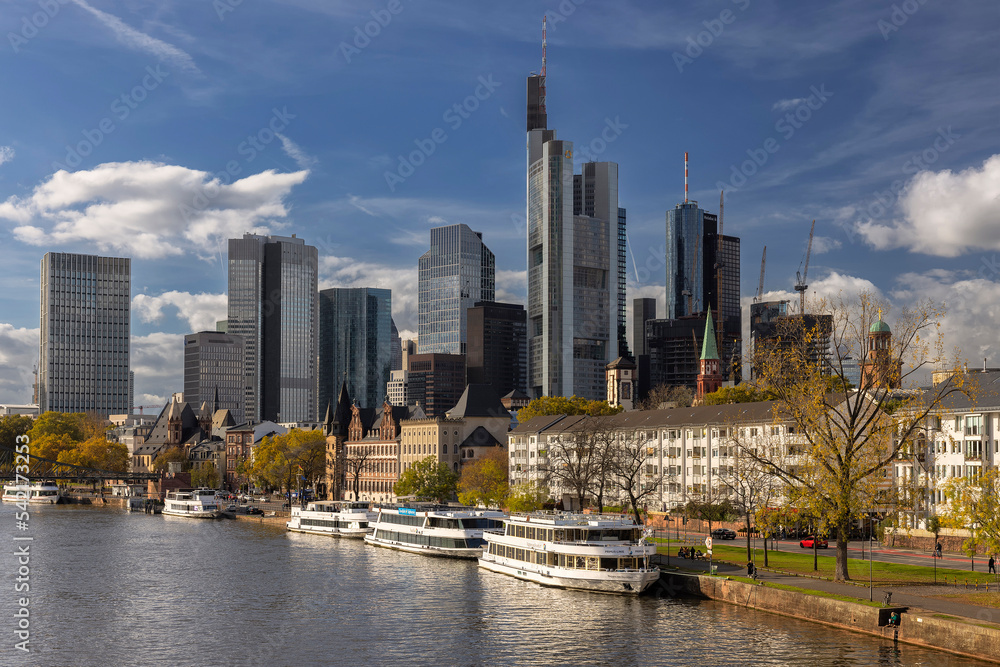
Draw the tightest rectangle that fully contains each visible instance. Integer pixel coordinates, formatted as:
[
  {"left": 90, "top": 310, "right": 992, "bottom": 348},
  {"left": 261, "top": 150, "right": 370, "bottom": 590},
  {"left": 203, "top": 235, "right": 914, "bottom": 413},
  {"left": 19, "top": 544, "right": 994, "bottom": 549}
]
[{"left": 526, "top": 527, "right": 535, "bottom": 540}]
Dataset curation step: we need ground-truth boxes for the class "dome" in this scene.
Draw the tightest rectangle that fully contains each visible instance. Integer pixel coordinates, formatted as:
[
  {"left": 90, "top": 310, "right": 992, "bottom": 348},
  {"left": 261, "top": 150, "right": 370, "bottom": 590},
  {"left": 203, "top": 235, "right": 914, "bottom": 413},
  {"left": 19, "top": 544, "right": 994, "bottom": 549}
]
[{"left": 870, "top": 320, "right": 891, "bottom": 334}]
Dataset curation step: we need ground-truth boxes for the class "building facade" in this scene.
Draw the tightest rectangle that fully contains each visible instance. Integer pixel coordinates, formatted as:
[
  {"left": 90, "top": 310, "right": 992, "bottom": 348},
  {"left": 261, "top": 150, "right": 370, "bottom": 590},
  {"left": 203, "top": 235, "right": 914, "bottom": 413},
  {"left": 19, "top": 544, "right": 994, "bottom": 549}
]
[
  {"left": 417, "top": 223, "right": 495, "bottom": 355},
  {"left": 183, "top": 331, "right": 245, "bottom": 425},
  {"left": 387, "top": 370, "right": 408, "bottom": 407},
  {"left": 39, "top": 252, "right": 131, "bottom": 414},
  {"left": 466, "top": 301, "right": 527, "bottom": 399},
  {"left": 228, "top": 233, "right": 318, "bottom": 423},
  {"left": 317, "top": 287, "right": 392, "bottom": 413},
  {"left": 407, "top": 353, "right": 466, "bottom": 418}
]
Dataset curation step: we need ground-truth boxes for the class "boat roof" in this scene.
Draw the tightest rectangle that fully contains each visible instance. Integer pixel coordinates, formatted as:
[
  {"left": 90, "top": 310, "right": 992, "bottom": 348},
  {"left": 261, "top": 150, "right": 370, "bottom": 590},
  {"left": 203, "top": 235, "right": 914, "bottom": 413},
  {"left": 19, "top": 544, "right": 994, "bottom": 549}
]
[
  {"left": 506, "top": 511, "right": 643, "bottom": 528},
  {"left": 377, "top": 503, "right": 505, "bottom": 518}
]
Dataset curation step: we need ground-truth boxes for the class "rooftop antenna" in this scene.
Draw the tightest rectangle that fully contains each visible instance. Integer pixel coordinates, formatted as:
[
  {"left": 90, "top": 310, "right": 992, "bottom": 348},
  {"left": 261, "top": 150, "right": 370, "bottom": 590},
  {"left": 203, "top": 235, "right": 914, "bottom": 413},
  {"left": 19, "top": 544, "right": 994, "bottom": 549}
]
[
  {"left": 539, "top": 16, "right": 547, "bottom": 116},
  {"left": 684, "top": 152, "right": 689, "bottom": 203}
]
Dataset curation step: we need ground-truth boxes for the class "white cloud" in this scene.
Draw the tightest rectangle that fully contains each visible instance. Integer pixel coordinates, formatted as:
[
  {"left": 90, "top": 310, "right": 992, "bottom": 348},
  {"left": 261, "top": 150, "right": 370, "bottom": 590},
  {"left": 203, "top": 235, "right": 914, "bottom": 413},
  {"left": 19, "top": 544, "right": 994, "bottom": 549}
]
[
  {"left": 810, "top": 236, "right": 842, "bottom": 254},
  {"left": 0, "top": 161, "right": 309, "bottom": 259},
  {"left": 69, "top": 0, "right": 200, "bottom": 74},
  {"left": 131, "top": 332, "right": 183, "bottom": 407},
  {"left": 496, "top": 269, "right": 526, "bottom": 306},
  {"left": 773, "top": 97, "right": 809, "bottom": 111},
  {"left": 0, "top": 324, "right": 38, "bottom": 404},
  {"left": 0, "top": 146, "right": 14, "bottom": 166},
  {"left": 276, "top": 133, "right": 317, "bottom": 170},
  {"left": 856, "top": 154, "right": 1000, "bottom": 257},
  {"left": 133, "top": 291, "right": 227, "bottom": 333}
]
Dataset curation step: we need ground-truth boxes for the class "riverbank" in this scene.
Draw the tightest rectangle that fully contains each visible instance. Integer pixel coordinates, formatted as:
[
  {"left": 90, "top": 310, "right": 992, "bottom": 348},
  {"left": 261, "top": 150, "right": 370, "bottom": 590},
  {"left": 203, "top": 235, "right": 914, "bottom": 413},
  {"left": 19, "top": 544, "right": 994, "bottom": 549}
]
[{"left": 655, "top": 556, "right": 1000, "bottom": 663}]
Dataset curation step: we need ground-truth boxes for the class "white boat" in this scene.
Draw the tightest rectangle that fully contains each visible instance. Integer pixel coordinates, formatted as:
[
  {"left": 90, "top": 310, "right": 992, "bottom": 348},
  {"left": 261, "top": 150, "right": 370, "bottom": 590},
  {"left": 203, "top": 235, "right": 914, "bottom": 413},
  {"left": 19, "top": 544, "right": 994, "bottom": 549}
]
[
  {"left": 478, "top": 512, "right": 659, "bottom": 595},
  {"left": 162, "top": 489, "right": 221, "bottom": 519},
  {"left": 286, "top": 501, "right": 376, "bottom": 538},
  {"left": 1, "top": 481, "right": 61, "bottom": 504},
  {"left": 364, "top": 505, "right": 506, "bottom": 559}
]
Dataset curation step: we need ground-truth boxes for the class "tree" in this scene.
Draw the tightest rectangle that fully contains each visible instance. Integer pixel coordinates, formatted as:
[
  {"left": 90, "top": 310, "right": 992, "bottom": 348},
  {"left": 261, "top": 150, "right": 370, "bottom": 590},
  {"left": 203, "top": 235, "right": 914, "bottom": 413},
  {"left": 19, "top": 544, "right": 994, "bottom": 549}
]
[
  {"left": 344, "top": 446, "right": 375, "bottom": 501},
  {"left": 506, "top": 481, "right": 549, "bottom": 513},
  {"left": 250, "top": 429, "right": 325, "bottom": 497},
  {"left": 151, "top": 446, "right": 188, "bottom": 473},
  {"left": 683, "top": 499, "right": 737, "bottom": 533},
  {"left": 635, "top": 385, "right": 693, "bottom": 410},
  {"left": 607, "top": 429, "right": 661, "bottom": 526},
  {"left": 394, "top": 456, "right": 458, "bottom": 503},
  {"left": 517, "top": 395, "right": 622, "bottom": 422},
  {"left": 749, "top": 292, "right": 962, "bottom": 581},
  {"left": 537, "top": 424, "right": 602, "bottom": 511},
  {"left": 191, "top": 462, "right": 220, "bottom": 489},
  {"left": 719, "top": 442, "right": 779, "bottom": 565},
  {"left": 31, "top": 433, "right": 78, "bottom": 462},
  {"left": 703, "top": 384, "right": 776, "bottom": 406},
  {"left": 458, "top": 448, "right": 508, "bottom": 508},
  {"left": 0, "top": 415, "right": 35, "bottom": 450},
  {"left": 58, "top": 437, "right": 128, "bottom": 472},
  {"left": 944, "top": 469, "right": 1000, "bottom": 559}
]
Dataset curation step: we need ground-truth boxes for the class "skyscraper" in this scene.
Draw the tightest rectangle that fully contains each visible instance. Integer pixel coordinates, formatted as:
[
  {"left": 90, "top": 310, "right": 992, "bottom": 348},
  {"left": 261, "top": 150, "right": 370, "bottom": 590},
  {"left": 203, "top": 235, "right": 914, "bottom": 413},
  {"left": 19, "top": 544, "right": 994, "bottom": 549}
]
[
  {"left": 526, "top": 42, "right": 621, "bottom": 400},
  {"left": 227, "top": 233, "right": 318, "bottom": 423},
  {"left": 466, "top": 301, "right": 527, "bottom": 398},
  {"left": 183, "top": 331, "right": 245, "bottom": 424},
  {"left": 39, "top": 252, "right": 131, "bottom": 414},
  {"left": 317, "top": 287, "right": 392, "bottom": 412},
  {"left": 417, "top": 224, "right": 495, "bottom": 354}
]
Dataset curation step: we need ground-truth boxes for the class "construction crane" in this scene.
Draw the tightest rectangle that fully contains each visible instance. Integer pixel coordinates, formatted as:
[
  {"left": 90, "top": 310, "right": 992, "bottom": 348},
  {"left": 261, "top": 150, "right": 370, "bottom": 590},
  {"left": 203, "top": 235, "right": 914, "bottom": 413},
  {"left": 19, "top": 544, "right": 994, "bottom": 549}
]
[
  {"left": 794, "top": 220, "right": 816, "bottom": 315},
  {"left": 132, "top": 405, "right": 161, "bottom": 415},
  {"left": 754, "top": 246, "right": 767, "bottom": 303}
]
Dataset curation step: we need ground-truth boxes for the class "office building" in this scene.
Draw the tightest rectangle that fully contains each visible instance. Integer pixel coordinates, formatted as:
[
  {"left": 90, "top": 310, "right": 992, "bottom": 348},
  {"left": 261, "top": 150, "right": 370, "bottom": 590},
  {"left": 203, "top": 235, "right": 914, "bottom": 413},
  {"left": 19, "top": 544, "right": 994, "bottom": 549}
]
[
  {"left": 183, "top": 331, "right": 245, "bottom": 425},
  {"left": 407, "top": 353, "right": 466, "bottom": 418},
  {"left": 526, "top": 57, "right": 622, "bottom": 400},
  {"left": 387, "top": 370, "right": 408, "bottom": 407},
  {"left": 227, "top": 233, "right": 318, "bottom": 423},
  {"left": 39, "top": 252, "right": 131, "bottom": 414},
  {"left": 749, "top": 300, "right": 832, "bottom": 379},
  {"left": 466, "top": 301, "right": 527, "bottom": 398},
  {"left": 417, "top": 224, "right": 495, "bottom": 355},
  {"left": 632, "top": 298, "right": 656, "bottom": 357},
  {"left": 390, "top": 318, "right": 402, "bottom": 371},
  {"left": 318, "top": 287, "right": 392, "bottom": 413}
]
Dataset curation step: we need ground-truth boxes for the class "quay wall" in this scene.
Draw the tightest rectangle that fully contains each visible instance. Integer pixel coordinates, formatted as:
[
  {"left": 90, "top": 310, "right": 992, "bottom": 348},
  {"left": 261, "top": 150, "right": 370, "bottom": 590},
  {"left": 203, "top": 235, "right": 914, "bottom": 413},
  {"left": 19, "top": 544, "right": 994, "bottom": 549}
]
[{"left": 663, "top": 572, "right": 1000, "bottom": 663}]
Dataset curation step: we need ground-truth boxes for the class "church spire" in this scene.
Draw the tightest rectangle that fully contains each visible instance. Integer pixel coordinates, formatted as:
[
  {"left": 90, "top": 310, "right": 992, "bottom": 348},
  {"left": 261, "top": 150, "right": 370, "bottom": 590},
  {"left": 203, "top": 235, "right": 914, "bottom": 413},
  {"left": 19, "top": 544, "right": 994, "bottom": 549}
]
[{"left": 701, "top": 307, "right": 719, "bottom": 361}]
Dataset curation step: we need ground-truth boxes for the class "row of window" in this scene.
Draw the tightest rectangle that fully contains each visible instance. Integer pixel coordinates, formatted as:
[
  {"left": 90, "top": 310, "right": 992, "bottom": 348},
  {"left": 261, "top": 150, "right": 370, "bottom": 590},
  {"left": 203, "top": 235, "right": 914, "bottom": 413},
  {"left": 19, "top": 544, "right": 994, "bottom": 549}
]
[{"left": 372, "top": 530, "right": 480, "bottom": 550}]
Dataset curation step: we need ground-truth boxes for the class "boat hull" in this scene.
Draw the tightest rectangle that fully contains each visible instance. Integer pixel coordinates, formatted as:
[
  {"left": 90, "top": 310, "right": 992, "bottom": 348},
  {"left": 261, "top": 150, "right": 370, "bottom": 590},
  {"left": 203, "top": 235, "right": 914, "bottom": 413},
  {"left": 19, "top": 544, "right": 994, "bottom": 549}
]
[
  {"left": 364, "top": 535, "right": 482, "bottom": 559},
  {"left": 286, "top": 524, "right": 369, "bottom": 538},
  {"left": 162, "top": 509, "right": 221, "bottom": 519},
  {"left": 478, "top": 557, "right": 659, "bottom": 594}
]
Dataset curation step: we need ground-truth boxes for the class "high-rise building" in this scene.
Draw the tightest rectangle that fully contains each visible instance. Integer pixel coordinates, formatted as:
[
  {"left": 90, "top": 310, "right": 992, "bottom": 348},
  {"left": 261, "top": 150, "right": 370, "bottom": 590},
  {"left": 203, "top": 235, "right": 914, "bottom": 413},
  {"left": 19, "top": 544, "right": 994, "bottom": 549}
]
[
  {"left": 317, "top": 287, "right": 392, "bottom": 413},
  {"left": 39, "top": 252, "right": 131, "bottom": 414},
  {"left": 466, "top": 301, "right": 527, "bottom": 399},
  {"left": 227, "top": 233, "right": 318, "bottom": 423},
  {"left": 632, "top": 298, "right": 657, "bottom": 357},
  {"left": 407, "top": 353, "right": 466, "bottom": 418},
  {"left": 183, "top": 331, "right": 245, "bottom": 425},
  {"left": 526, "top": 50, "right": 621, "bottom": 400},
  {"left": 417, "top": 224, "right": 495, "bottom": 355},
  {"left": 387, "top": 370, "right": 408, "bottom": 407},
  {"left": 390, "top": 318, "right": 402, "bottom": 371},
  {"left": 749, "top": 300, "right": 832, "bottom": 379},
  {"left": 665, "top": 175, "right": 741, "bottom": 378}
]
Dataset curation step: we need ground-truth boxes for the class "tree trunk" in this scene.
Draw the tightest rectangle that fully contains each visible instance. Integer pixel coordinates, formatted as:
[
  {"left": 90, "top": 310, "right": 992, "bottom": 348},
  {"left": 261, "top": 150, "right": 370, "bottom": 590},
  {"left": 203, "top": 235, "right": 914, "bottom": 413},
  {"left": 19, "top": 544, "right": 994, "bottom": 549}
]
[
  {"left": 835, "top": 521, "right": 851, "bottom": 581},
  {"left": 746, "top": 514, "right": 752, "bottom": 565},
  {"left": 763, "top": 532, "right": 769, "bottom": 567}
]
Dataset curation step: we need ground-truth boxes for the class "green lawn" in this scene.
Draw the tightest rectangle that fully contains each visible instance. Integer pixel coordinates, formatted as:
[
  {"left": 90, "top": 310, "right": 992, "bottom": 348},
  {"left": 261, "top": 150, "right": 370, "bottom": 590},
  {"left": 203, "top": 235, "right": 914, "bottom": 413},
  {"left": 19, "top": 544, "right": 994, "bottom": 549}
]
[{"left": 658, "top": 542, "right": 1000, "bottom": 588}]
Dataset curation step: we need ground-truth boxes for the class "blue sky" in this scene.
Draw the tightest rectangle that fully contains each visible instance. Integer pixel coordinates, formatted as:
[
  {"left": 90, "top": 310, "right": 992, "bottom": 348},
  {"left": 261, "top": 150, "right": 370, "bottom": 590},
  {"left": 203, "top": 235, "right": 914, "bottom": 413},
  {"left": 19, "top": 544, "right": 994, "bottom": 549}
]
[{"left": 1, "top": 0, "right": 998, "bottom": 405}]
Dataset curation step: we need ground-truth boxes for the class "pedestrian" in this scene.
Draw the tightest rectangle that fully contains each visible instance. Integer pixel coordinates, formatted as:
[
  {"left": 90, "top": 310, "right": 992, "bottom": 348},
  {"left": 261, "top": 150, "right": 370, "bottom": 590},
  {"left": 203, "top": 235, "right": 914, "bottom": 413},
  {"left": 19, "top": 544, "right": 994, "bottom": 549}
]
[
  {"left": 935, "top": 541, "right": 942, "bottom": 558},
  {"left": 747, "top": 561, "right": 756, "bottom": 578},
  {"left": 989, "top": 555, "right": 996, "bottom": 575}
]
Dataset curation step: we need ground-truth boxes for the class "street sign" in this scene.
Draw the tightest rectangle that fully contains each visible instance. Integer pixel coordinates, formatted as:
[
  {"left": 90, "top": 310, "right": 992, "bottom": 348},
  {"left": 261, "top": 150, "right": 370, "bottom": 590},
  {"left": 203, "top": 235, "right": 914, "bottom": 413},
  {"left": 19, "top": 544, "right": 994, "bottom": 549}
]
[
  {"left": 705, "top": 536, "right": 713, "bottom": 549},
  {"left": 707, "top": 550, "right": 713, "bottom": 556}
]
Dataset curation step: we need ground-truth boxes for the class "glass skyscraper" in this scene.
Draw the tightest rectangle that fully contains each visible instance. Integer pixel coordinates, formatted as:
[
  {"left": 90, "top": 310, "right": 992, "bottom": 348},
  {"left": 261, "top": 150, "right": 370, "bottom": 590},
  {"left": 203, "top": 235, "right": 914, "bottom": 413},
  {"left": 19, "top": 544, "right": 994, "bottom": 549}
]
[
  {"left": 317, "top": 287, "right": 392, "bottom": 412},
  {"left": 183, "top": 331, "right": 245, "bottom": 424},
  {"left": 39, "top": 252, "right": 131, "bottom": 414},
  {"left": 227, "top": 233, "right": 318, "bottom": 423},
  {"left": 417, "top": 224, "right": 495, "bottom": 354}
]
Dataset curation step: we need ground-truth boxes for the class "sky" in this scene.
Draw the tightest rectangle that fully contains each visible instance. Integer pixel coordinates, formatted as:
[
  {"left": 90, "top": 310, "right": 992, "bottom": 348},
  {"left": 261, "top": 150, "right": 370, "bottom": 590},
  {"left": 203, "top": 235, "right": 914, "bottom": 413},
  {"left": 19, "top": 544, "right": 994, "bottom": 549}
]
[{"left": 1, "top": 0, "right": 998, "bottom": 407}]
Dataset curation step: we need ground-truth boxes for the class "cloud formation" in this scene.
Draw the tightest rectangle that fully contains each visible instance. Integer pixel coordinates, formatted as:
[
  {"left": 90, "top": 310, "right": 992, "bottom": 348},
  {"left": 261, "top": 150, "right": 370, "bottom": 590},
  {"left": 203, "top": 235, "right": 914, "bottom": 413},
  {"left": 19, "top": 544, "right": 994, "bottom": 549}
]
[
  {"left": 773, "top": 97, "right": 808, "bottom": 111},
  {"left": 856, "top": 154, "right": 1000, "bottom": 257},
  {"left": 133, "top": 291, "right": 228, "bottom": 333},
  {"left": 69, "top": 0, "right": 200, "bottom": 74},
  {"left": 276, "top": 133, "right": 317, "bottom": 170},
  {"left": 0, "top": 161, "right": 309, "bottom": 259},
  {"left": 0, "top": 324, "right": 38, "bottom": 404},
  {"left": 0, "top": 146, "right": 13, "bottom": 166},
  {"left": 131, "top": 332, "right": 183, "bottom": 407}
]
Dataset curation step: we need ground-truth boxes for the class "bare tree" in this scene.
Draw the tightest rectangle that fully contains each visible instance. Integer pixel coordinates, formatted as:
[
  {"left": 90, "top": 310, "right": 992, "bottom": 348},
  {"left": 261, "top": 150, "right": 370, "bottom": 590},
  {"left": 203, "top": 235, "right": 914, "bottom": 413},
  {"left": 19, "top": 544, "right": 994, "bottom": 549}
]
[
  {"left": 343, "top": 445, "right": 375, "bottom": 501},
  {"left": 608, "top": 429, "right": 662, "bottom": 526},
  {"left": 636, "top": 384, "right": 693, "bottom": 411},
  {"left": 720, "top": 432, "right": 779, "bottom": 565},
  {"left": 538, "top": 423, "right": 601, "bottom": 511}
]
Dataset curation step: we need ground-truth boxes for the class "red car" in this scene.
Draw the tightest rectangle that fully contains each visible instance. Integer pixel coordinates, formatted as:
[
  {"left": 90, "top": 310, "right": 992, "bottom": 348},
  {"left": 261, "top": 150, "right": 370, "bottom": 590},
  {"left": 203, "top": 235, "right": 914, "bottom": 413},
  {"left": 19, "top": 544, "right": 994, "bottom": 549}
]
[{"left": 799, "top": 536, "right": 829, "bottom": 549}]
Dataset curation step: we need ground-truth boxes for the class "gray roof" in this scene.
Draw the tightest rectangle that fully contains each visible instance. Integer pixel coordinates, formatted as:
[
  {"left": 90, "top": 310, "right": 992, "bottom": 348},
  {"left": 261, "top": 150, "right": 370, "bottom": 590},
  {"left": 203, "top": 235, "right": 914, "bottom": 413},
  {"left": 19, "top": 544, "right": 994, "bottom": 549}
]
[
  {"left": 510, "top": 401, "right": 781, "bottom": 434},
  {"left": 459, "top": 426, "right": 502, "bottom": 448},
  {"left": 446, "top": 384, "right": 507, "bottom": 419}
]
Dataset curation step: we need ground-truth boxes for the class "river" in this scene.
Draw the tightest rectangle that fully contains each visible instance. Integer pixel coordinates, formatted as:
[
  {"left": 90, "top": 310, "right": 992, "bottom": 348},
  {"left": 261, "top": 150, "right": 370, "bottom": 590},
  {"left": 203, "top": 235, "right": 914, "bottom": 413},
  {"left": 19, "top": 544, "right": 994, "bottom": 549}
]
[{"left": 0, "top": 503, "right": 990, "bottom": 666}]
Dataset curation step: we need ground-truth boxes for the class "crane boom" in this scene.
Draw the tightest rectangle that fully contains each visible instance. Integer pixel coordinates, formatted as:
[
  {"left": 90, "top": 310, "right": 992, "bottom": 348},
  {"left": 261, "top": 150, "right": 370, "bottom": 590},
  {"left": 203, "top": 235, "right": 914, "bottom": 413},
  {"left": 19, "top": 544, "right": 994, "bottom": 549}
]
[
  {"left": 794, "top": 219, "right": 816, "bottom": 314},
  {"left": 803, "top": 219, "right": 815, "bottom": 284},
  {"left": 755, "top": 246, "right": 766, "bottom": 302}
]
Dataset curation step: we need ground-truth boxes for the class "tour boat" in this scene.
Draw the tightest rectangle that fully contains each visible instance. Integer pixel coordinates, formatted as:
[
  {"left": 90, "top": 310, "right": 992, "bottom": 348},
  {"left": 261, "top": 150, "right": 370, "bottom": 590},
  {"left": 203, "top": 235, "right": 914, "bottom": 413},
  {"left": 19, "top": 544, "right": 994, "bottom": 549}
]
[
  {"left": 162, "top": 489, "right": 221, "bottom": 519},
  {"left": 478, "top": 512, "right": 659, "bottom": 594},
  {"left": 364, "top": 505, "right": 506, "bottom": 559},
  {"left": 1, "top": 481, "right": 61, "bottom": 504},
  {"left": 286, "top": 500, "right": 377, "bottom": 538}
]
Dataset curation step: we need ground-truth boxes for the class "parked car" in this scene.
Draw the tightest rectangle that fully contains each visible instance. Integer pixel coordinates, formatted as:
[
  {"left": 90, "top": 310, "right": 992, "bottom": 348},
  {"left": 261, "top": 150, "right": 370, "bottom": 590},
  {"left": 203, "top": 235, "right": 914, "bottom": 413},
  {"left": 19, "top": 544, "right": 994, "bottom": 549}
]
[
  {"left": 711, "top": 528, "right": 737, "bottom": 540},
  {"left": 247, "top": 507, "right": 264, "bottom": 515},
  {"left": 799, "top": 536, "right": 829, "bottom": 549}
]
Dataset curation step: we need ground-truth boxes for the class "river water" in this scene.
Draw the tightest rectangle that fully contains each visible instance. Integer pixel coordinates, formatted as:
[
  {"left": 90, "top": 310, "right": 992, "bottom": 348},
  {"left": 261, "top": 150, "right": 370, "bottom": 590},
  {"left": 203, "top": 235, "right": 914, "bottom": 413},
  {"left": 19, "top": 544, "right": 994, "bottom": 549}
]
[{"left": 0, "top": 503, "right": 990, "bottom": 666}]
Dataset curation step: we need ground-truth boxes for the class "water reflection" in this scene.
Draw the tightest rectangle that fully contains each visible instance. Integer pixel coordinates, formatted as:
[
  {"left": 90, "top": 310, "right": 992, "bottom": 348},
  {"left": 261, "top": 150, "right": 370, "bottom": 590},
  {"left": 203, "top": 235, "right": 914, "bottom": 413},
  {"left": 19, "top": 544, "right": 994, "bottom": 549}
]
[{"left": 0, "top": 504, "right": 988, "bottom": 666}]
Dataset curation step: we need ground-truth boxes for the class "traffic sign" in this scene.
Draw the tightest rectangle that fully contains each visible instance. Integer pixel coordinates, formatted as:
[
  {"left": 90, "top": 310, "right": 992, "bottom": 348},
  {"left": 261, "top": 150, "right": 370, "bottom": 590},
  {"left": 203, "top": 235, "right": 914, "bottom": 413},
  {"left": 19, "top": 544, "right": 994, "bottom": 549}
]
[{"left": 705, "top": 536, "right": 713, "bottom": 549}]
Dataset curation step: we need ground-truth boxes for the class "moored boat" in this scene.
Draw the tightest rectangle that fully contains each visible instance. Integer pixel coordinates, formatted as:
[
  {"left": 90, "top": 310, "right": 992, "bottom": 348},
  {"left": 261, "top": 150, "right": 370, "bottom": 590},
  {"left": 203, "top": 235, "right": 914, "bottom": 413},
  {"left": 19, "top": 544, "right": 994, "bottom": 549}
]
[
  {"left": 162, "top": 488, "right": 221, "bottom": 519},
  {"left": 478, "top": 512, "right": 659, "bottom": 594},
  {"left": 1, "top": 481, "right": 61, "bottom": 504},
  {"left": 286, "top": 500, "right": 376, "bottom": 538},
  {"left": 364, "top": 504, "right": 506, "bottom": 559}
]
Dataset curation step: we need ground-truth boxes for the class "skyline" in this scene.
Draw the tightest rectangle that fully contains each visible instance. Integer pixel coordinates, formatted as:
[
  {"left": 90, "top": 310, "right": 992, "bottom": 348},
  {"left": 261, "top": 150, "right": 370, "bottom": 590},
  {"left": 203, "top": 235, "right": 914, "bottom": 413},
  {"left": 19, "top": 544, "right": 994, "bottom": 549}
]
[{"left": 1, "top": 0, "right": 999, "bottom": 406}]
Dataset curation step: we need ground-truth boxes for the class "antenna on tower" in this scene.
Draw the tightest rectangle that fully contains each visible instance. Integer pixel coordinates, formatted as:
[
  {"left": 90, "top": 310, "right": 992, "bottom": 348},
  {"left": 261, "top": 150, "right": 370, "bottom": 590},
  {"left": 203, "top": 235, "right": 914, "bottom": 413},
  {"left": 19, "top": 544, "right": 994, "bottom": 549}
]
[
  {"left": 684, "top": 152, "right": 689, "bottom": 203},
  {"left": 539, "top": 16, "right": 547, "bottom": 116},
  {"left": 541, "top": 15, "right": 547, "bottom": 77}
]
